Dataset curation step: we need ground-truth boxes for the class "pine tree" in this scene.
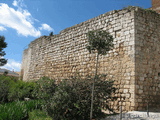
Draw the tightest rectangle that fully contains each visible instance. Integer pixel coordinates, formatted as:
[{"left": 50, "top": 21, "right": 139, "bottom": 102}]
[{"left": 0, "top": 36, "right": 7, "bottom": 66}]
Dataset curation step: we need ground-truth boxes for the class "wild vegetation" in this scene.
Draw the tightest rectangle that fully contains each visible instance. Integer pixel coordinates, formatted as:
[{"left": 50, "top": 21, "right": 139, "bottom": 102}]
[
  {"left": 0, "top": 75, "right": 45, "bottom": 120},
  {"left": 0, "top": 75, "right": 116, "bottom": 120},
  {"left": 0, "top": 30, "right": 116, "bottom": 120}
]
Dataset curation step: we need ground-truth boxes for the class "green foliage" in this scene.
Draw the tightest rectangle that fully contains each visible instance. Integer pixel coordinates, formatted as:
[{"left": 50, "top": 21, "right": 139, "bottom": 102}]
[
  {"left": 45, "top": 75, "right": 116, "bottom": 120},
  {"left": 0, "top": 75, "right": 12, "bottom": 103},
  {"left": 0, "top": 75, "right": 36, "bottom": 102},
  {"left": 8, "top": 80, "right": 36, "bottom": 101},
  {"left": 0, "top": 36, "right": 7, "bottom": 66},
  {"left": 0, "top": 100, "right": 43, "bottom": 120},
  {"left": 49, "top": 32, "right": 54, "bottom": 36},
  {"left": 28, "top": 109, "right": 52, "bottom": 120},
  {"left": 86, "top": 30, "right": 114, "bottom": 119},
  {"left": 0, "top": 75, "right": 116, "bottom": 120},
  {"left": 86, "top": 30, "right": 114, "bottom": 55},
  {"left": 144, "top": 8, "right": 157, "bottom": 14},
  {"left": 33, "top": 77, "right": 56, "bottom": 100},
  {"left": 3, "top": 70, "right": 8, "bottom": 76},
  {"left": 0, "top": 75, "right": 47, "bottom": 119}
]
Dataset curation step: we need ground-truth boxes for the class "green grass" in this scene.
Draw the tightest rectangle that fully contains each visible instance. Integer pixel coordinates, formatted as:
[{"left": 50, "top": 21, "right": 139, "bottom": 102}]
[{"left": 29, "top": 109, "right": 52, "bottom": 120}]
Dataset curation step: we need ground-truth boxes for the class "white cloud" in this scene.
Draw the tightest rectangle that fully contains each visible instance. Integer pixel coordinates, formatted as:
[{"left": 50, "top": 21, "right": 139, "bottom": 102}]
[
  {"left": 12, "top": 0, "right": 26, "bottom": 9},
  {"left": 12, "top": 0, "right": 18, "bottom": 7},
  {"left": 39, "top": 23, "right": 53, "bottom": 31},
  {"left": 0, "top": 26, "right": 6, "bottom": 31},
  {"left": 1, "top": 59, "right": 21, "bottom": 72},
  {"left": 0, "top": 3, "right": 41, "bottom": 37}
]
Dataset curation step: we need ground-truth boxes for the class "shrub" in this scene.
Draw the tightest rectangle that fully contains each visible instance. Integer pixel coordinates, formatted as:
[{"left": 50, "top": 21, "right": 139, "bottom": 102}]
[
  {"left": 0, "top": 75, "right": 12, "bottom": 103},
  {"left": 32, "top": 77, "right": 56, "bottom": 100},
  {"left": 0, "top": 75, "right": 32, "bottom": 103},
  {"left": 45, "top": 75, "right": 116, "bottom": 120},
  {"left": 0, "top": 100, "right": 43, "bottom": 120},
  {"left": 8, "top": 80, "right": 37, "bottom": 101},
  {"left": 28, "top": 109, "right": 52, "bottom": 120}
]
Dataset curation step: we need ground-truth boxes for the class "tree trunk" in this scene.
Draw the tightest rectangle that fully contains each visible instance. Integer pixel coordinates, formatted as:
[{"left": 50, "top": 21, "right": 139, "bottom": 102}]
[{"left": 90, "top": 53, "right": 99, "bottom": 120}]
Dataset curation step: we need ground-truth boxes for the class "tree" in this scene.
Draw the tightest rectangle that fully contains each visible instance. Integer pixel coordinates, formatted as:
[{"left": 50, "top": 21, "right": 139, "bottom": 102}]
[
  {"left": 49, "top": 32, "right": 54, "bottom": 36},
  {"left": 3, "top": 70, "right": 8, "bottom": 76},
  {"left": 0, "top": 36, "right": 7, "bottom": 66},
  {"left": 86, "top": 30, "right": 114, "bottom": 120}
]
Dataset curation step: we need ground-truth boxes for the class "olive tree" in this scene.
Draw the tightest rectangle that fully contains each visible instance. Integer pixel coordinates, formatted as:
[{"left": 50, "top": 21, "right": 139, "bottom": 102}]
[{"left": 86, "top": 30, "right": 114, "bottom": 119}]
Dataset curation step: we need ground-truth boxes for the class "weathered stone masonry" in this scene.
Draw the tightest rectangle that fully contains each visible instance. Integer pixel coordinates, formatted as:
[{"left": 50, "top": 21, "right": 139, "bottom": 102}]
[
  {"left": 135, "top": 8, "right": 160, "bottom": 111},
  {"left": 152, "top": 0, "right": 160, "bottom": 13},
  {"left": 21, "top": 7, "right": 160, "bottom": 112}
]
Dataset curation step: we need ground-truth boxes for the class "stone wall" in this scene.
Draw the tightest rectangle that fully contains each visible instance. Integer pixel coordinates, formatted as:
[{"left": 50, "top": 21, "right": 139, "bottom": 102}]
[
  {"left": 21, "top": 7, "right": 160, "bottom": 112},
  {"left": 21, "top": 48, "right": 31, "bottom": 80},
  {"left": 134, "top": 9, "right": 160, "bottom": 111},
  {"left": 152, "top": 0, "right": 160, "bottom": 13}
]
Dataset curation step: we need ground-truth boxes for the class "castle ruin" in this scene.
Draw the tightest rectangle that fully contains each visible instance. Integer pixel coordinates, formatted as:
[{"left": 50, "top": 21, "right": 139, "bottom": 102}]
[{"left": 21, "top": 0, "right": 160, "bottom": 112}]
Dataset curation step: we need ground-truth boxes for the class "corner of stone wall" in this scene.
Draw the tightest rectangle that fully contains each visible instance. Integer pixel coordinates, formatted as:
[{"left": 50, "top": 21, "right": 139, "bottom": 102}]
[{"left": 134, "top": 7, "right": 160, "bottom": 111}]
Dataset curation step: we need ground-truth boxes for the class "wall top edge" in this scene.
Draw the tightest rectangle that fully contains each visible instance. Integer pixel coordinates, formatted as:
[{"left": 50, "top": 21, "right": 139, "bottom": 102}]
[
  {"left": 59, "top": 6, "right": 137, "bottom": 34},
  {"left": 27, "top": 6, "right": 160, "bottom": 49},
  {"left": 59, "top": 6, "right": 160, "bottom": 34}
]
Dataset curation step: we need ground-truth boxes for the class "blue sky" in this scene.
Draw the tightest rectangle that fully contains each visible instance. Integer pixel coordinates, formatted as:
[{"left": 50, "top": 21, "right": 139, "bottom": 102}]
[{"left": 0, "top": 0, "right": 151, "bottom": 71}]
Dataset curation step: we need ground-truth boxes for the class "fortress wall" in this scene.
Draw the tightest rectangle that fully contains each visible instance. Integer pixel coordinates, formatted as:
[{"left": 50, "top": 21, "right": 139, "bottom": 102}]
[
  {"left": 152, "top": 0, "right": 160, "bottom": 13},
  {"left": 21, "top": 48, "right": 32, "bottom": 80},
  {"left": 22, "top": 8, "right": 137, "bottom": 112},
  {"left": 135, "top": 9, "right": 160, "bottom": 110}
]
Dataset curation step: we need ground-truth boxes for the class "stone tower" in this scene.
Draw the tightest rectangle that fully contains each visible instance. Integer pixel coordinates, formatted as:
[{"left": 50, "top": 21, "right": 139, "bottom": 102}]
[
  {"left": 21, "top": 5, "right": 160, "bottom": 112},
  {"left": 152, "top": 0, "right": 160, "bottom": 13}
]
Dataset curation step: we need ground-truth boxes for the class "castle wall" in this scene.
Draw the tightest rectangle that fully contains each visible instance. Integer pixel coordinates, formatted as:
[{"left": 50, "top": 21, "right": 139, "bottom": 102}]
[
  {"left": 22, "top": 8, "right": 136, "bottom": 112},
  {"left": 135, "top": 9, "right": 160, "bottom": 111},
  {"left": 21, "top": 48, "right": 32, "bottom": 80},
  {"left": 22, "top": 7, "right": 160, "bottom": 112},
  {"left": 152, "top": 0, "right": 160, "bottom": 13}
]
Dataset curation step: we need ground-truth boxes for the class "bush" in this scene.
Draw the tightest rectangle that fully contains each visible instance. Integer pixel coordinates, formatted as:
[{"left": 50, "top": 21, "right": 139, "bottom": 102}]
[
  {"left": 28, "top": 109, "right": 52, "bottom": 120},
  {"left": 0, "top": 75, "right": 13, "bottom": 103},
  {"left": 0, "top": 75, "right": 33, "bottom": 103},
  {"left": 8, "top": 80, "right": 36, "bottom": 101},
  {"left": 0, "top": 100, "right": 43, "bottom": 120},
  {"left": 45, "top": 75, "right": 116, "bottom": 120},
  {"left": 32, "top": 77, "right": 56, "bottom": 100}
]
